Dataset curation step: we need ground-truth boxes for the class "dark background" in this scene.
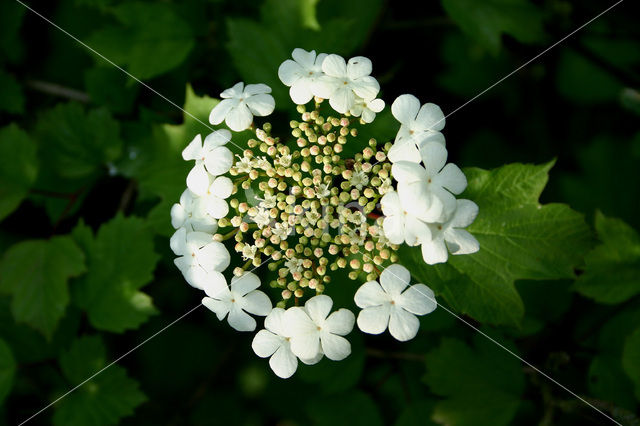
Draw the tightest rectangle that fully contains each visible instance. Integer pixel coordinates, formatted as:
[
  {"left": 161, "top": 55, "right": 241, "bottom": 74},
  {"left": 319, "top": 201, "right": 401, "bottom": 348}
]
[{"left": 0, "top": 0, "right": 639, "bottom": 425}]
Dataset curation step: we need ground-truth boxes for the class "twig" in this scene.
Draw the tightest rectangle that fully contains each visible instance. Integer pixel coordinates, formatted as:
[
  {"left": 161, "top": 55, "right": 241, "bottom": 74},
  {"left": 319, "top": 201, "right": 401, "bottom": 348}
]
[{"left": 26, "top": 80, "right": 90, "bottom": 103}]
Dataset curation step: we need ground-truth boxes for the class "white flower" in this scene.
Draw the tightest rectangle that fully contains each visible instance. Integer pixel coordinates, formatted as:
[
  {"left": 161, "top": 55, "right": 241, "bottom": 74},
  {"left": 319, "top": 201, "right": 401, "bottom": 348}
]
[
  {"left": 182, "top": 131, "right": 234, "bottom": 195},
  {"left": 235, "top": 155, "right": 253, "bottom": 173},
  {"left": 202, "top": 272, "right": 272, "bottom": 331},
  {"left": 242, "top": 244, "right": 258, "bottom": 260},
  {"left": 350, "top": 170, "right": 369, "bottom": 190},
  {"left": 209, "top": 82, "right": 275, "bottom": 132},
  {"left": 392, "top": 142, "right": 467, "bottom": 221},
  {"left": 388, "top": 94, "right": 446, "bottom": 163},
  {"left": 315, "top": 55, "right": 380, "bottom": 114},
  {"left": 257, "top": 192, "right": 277, "bottom": 209},
  {"left": 315, "top": 182, "right": 331, "bottom": 198},
  {"left": 350, "top": 96, "right": 385, "bottom": 123},
  {"left": 170, "top": 189, "right": 218, "bottom": 234},
  {"left": 284, "top": 257, "right": 304, "bottom": 274},
  {"left": 380, "top": 190, "right": 431, "bottom": 246},
  {"left": 170, "top": 228, "right": 230, "bottom": 289},
  {"left": 197, "top": 176, "right": 233, "bottom": 219},
  {"left": 250, "top": 207, "right": 272, "bottom": 228},
  {"left": 252, "top": 308, "right": 324, "bottom": 379},
  {"left": 278, "top": 48, "right": 328, "bottom": 105},
  {"left": 421, "top": 199, "right": 480, "bottom": 264},
  {"left": 354, "top": 264, "right": 436, "bottom": 341},
  {"left": 284, "top": 295, "right": 355, "bottom": 361},
  {"left": 276, "top": 153, "right": 292, "bottom": 167},
  {"left": 272, "top": 222, "right": 292, "bottom": 240}
]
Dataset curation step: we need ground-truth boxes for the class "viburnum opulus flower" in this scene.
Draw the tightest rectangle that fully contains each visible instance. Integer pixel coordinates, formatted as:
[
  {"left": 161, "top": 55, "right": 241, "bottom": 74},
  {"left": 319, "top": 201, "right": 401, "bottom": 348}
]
[{"left": 170, "top": 47, "right": 480, "bottom": 379}]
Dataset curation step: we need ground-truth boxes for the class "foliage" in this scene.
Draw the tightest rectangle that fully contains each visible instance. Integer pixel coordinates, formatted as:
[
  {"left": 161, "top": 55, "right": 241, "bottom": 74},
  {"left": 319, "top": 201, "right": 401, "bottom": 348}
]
[{"left": 0, "top": 0, "right": 638, "bottom": 425}]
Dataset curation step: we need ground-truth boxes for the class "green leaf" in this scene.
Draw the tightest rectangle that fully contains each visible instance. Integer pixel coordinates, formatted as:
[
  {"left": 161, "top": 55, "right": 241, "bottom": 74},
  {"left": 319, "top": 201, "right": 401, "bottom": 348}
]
[
  {"left": 622, "top": 327, "right": 640, "bottom": 401},
  {"left": 0, "top": 69, "right": 24, "bottom": 114},
  {"left": 0, "top": 338, "right": 16, "bottom": 405},
  {"left": 424, "top": 335, "right": 524, "bottom": 426},
  {"left": 35, "top": 102, "right": 122, "bottom": 179},
  {"left": 400, "top": 161, "right": 592, "bottom": 326},
  {"left": 0, "top": 124, "right": 38, "bottom": 221},
  {"left": 53, "top": 336, "right": 146, "bottom": 426},
  {"left": 0, "top": 236, "right": 86, "bottom": 339},
  {"left": 441, "top": 0, "right": 544, "bottom": 54},
  {"left": 87, "top": 2, "right": 194, "bottom": 80},
  {"left": 588, "top": 355, "right": 637, "bottom": 410},
  {"left": 574, "top": 212, "right": 640, "bottom": 304},
  {"left": 71, "top": 214, "right": 159, "bottom": 333},
  {"left": 0, "top": 1, "right": 25, "bottom": 64},
  {"left": 84, "top": 66, "right": 139, "bottom": 114},
  {"left": 395, "top": 400, "right": 438, "bottom": 426}
]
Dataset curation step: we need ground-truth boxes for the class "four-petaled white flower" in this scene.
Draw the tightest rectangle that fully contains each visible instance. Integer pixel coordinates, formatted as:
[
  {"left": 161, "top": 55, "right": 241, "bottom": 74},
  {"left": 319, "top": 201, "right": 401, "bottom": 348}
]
[
  {"left": 350, "top": 170, "right": 369, "bottom": 190},
  {"left": 170, "top": 228, "right": 230, "bottom": 289},
  {"left": 252, "top": 308, "right": 322, "bottom": 378},
  {"left": 251, "top": 208, "right": 272, "bottom": 228},
  {"left": 198, "top": 176, "right": 233, "bottom": 219},
  {"left": 209, "top": 82, "right": 275, "bottom": 132},
  {"left": 388, "top": 94, "right": 446, "bottom": 163},
  {"left": 284, "top": 257, "right": 303, "bottom": 274},
  {"left": 351, "top": 96, "right": 385, "bottom": 124},
  {"left": 315, "top": 55, "right": 380, "bottom": 114},
  {"left": 284, "top": 295, "right": 355, "bottom": 361},
  {"left": 170, "top": 189, "right": 218, "bottom": 234},
  {"left": 202, "top": 272, "right": 272, "bottom": 331},
  {"left": 392, "top": 141, "right": 467, "bottom": 222},
  {"left": 272, "top": 222, "right": 292, "bottom": 240},
  {"left": 355, "top": 264, "right": 437, "bottom": 341},
  {"left": 182, "top": 131, "right": 234, "bottom": 195},
  {"left": 421, "top": 199, "right": 480, "bottom": 264},
  {"left": 278, "top": 48, "right": 328, "bottom": 105},
  {"left": 380, "top": 190, "right": 430, "bottom": 246}
]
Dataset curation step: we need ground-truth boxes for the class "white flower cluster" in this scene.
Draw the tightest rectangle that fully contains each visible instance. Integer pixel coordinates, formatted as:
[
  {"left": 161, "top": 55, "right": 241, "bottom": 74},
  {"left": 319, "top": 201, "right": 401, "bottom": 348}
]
[{"left": 170, "top": 48, "right": 480, "bottom": 379}]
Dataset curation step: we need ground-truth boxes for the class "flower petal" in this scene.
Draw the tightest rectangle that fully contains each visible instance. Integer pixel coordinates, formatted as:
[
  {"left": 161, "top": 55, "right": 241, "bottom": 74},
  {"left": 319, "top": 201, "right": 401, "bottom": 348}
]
[
  {"left": 445, "top": 229, "right": 479, "bottom": 255},
  {"left": 220, "top": 82, "right": 244, "bottom": 98},
  {"left": 388, "top": 139, "right": 421, "bottom": 163},
  {"left": 186, "top": 163, "right": 210, "bottom": 196},
  {"left": 203, "top": 129, "right": 231, "bottom": 148},
  {"left": 329, "top": 88, "right": 354, "bottom": 114},
  {"left": 252, "top": 329, "right": 281, "bottom": 358},
  {"left": 403, "top": 214, "right": 431, "bottom": 246},
  {"left": 225, "top": 102, "right": 253, "bottom": 132},
  {"left": 202, "top": 297, "right": 230, "bottom": 321},
  {"left": 388, "top": 307, "right": 420, "bottom": 341},
  {"left": 230, "top": 272, "right": 261, "bottom": 296},
  {"left": 244, "top": 83, "right": 272, "bottom": 96},
  {"left": 304, "top": 294, "right": 333, "bottom": 323},
  {"left": 419, "top": 141, "right": 448, "bottom": 174},
  {"left": 246, "top": 93, "right": 275, "bottom": 117},
  {"left": 354, "top": 280, "right": 390, "bottom": 308},
  {"left": 392, "top": 161, "right": 428, "bottom": 183},
  {"left": 449, "top": 199, "right": 479, "bottom": 228},
  {"left": 264, "top": 307, "right": 288, "bottom": 336},
  {"left": 380, "top": 264, "right": 411, "bottom": 296},
  {"left": 346, "top": 56, "right": 372, "bottom": 80},
  {"left": 209, "top": 98, "right": 236, "bottom": 125},
  {"left": 416, "top": 102, "right": 445, "bottom": 131},
  {"left": 269, "top": 344, "right": 298, "bottom": 379},
  {"left": 204, "top": 146, "right": 233, "bottom": 176},
  {"left": 320, "top": 333, "right": 351, "bottom": 361},
  {"left": 241, "top": 290, "right": 272, "bottom": 316},
  {"left": 290, "top": 332, "right": 320, "bottom": 360},
  {"left": 382, "top": 215, "right": 406, "bottom": 245},
  {"left": 283, "top": 307, "right": 317, "bottom": 337},
  {"left": 380, "top": 190, "right": 402, "bottom": 217},
  {"left": 391, "top": 94, "right": 420, "bottom": 124},
  {"left": 228, "top": 304, "right": 257, "bottom": 331},
  {"left": 169, "top": 227, "right": 187, "bottom": 255},
  {"left": 325, "top": 308, "right": 355, "bottom": 335},
  {"left": 289, "top": 79, "right": 314, "bottom": 105},
  {"left": 421, "top": 238, "right": 448, "bottom": 265},
  {"left": 437, "top": 163, "right": 467, "bottom": 195},
  {"left": 291, "top": 48, "right": 316, "bottom": 68},
  {"left": 201, "top": 270, "right": 229, "bottom": 298},
  {"left": 211, "top": 176, "right": 233, "bottom": 199},
  {"left": 351, "top": 76, "right": 380, "bottom": 101},
  {"left": 198, "top": 241, "right": 230, "bottom": 272},
  {"left": 205, "top": 196, "right": 228, "bottom": 219},
  {"left": 321, "top": 54, "right": 347, "bottom": 77},
  {"left": 182, "top": 134, "right": 202, "bottom": 160},
  {"left": 398, "top": 284, "right": 437, "bottom": 315},
  {"left": 357, "top": 304, "right": 391, "bottom": 335},
  {"left": 170, "top": 203, "right": 186, "bottom": 229},
  {"left": 278, "top": 59, "right": 303, "bottom": 86}
]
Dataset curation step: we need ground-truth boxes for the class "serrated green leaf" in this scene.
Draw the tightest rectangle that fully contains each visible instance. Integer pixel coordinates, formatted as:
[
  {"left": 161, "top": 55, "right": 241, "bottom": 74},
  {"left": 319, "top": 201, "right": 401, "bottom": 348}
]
[
  {"left": 87, "top": 2, "right": 194, "bottom": 80},
  {"left": 0, "top": 69, "right": 24, "bottom": 114},
  {"left": 401, "top": 162, "right": 592, "bottom": 325},
  {"left": 424, "top": 335, "right": 524, "bottom": 426},
  {"left": 71, "top": 214, "right": 159, "bottom": 332},
  {"left": 574, "top": 212, "right": 640, "bottom": 304},
  {"left": 622, "top": 327, "right": 640, "bottom": 401},
  {"left": 0, "top": 236, "right": 86, "bottom": 339},
  {"left": 0, "top": 338, "right": 16, "bottom": 405},
  {"left": 441, "top": 0, "right": 544, "bottom": 54},
  {"left": 35, "top": 102, "right": 122, "bottom": 179},
  {"left": 0, "top": 124, "right": 38, "bottom": 221},
  {"left": 53, "top": 336, "right": 146, "bottom": 426}
]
